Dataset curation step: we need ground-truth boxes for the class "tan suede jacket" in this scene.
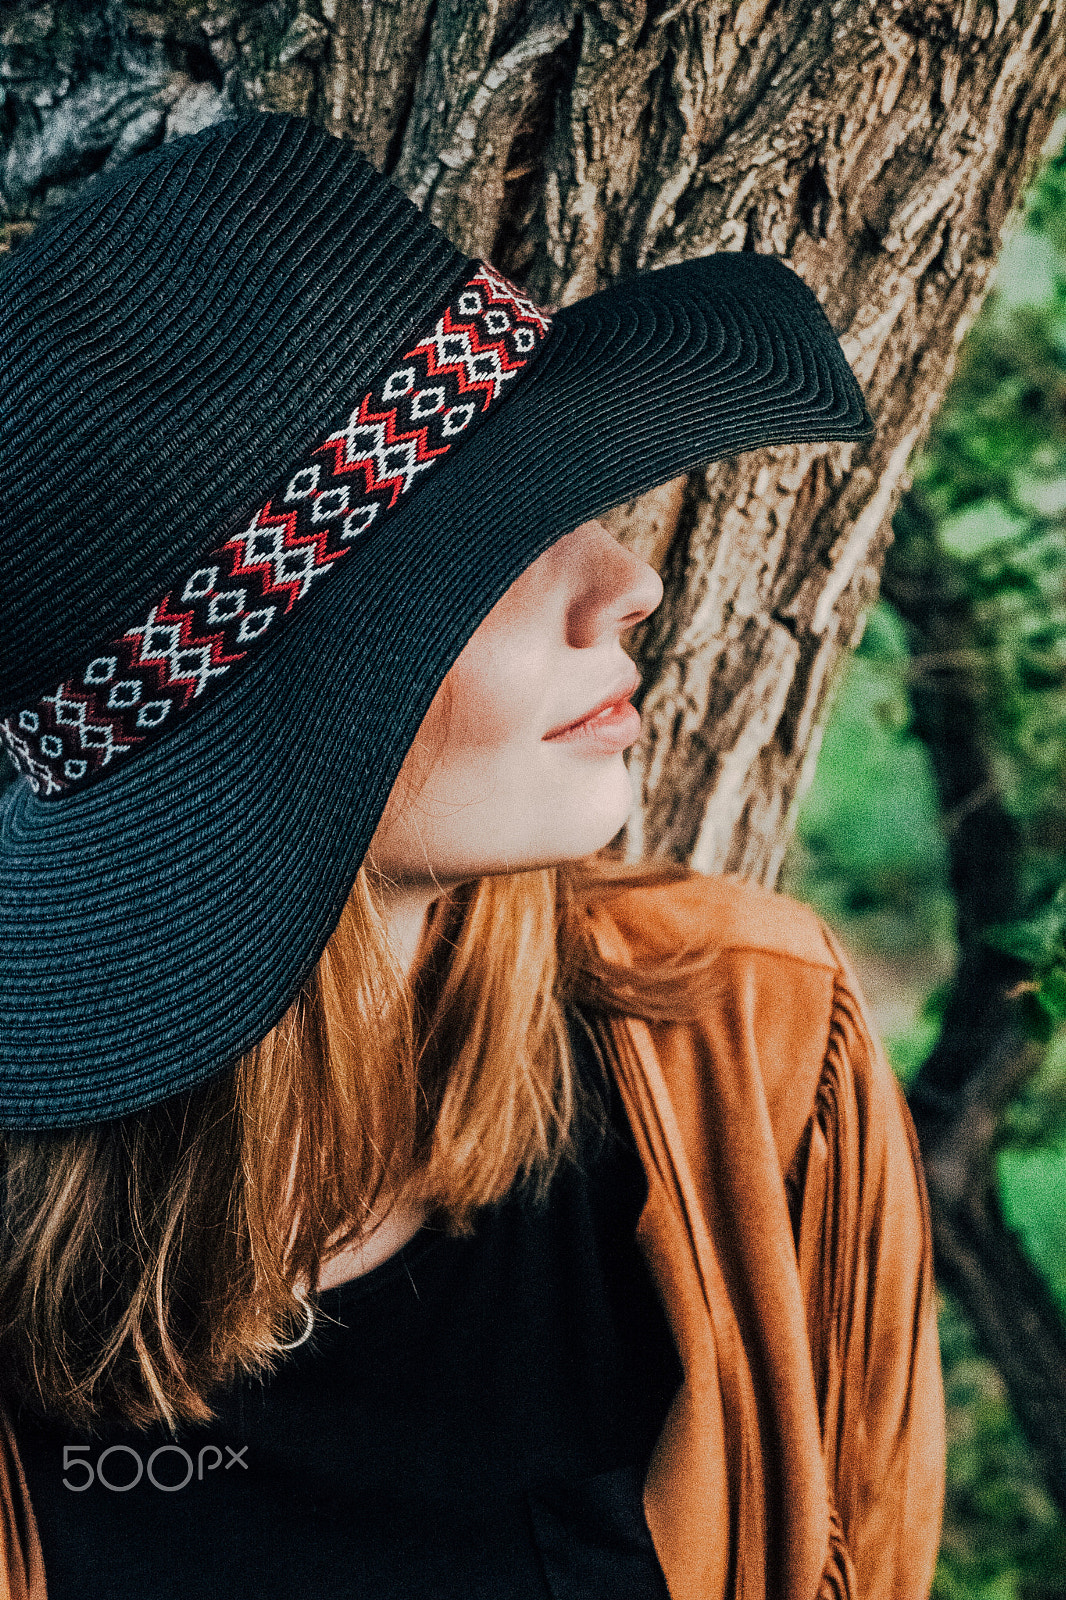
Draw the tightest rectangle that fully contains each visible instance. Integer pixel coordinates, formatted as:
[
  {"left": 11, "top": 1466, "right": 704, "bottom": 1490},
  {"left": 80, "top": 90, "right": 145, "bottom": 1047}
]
[{"left": 1, "top": 874, "right": 945, "bottom": 1600}]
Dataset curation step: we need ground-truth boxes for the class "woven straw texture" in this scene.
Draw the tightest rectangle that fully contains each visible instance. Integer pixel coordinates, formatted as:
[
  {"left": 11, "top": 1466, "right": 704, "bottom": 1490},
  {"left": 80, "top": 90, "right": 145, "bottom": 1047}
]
[{"left": 0, "top": 114, "right": 873, "bottom": 1127}]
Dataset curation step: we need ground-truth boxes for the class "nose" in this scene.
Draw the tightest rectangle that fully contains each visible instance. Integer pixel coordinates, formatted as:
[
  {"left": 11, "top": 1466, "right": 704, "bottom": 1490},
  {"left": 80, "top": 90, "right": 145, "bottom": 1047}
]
[{"left": 565, "top": 521, "right": 664, "bottom": 647}]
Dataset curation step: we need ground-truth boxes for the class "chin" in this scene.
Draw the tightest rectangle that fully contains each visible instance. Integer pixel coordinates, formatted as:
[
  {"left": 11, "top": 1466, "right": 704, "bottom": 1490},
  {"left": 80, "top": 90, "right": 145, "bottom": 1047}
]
[
  {"left": 437, "top": 763, "right": 636, "bottom": 877},
  {"left": 545, "top": 770, "right": 635, "bottom": 862}
]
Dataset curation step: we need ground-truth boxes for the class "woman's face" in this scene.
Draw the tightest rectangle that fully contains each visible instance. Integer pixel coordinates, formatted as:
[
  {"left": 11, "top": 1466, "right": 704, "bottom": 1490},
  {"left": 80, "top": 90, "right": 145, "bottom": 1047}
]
[{"left": 368, "top": 520, "right": 663, "bottom": 889}]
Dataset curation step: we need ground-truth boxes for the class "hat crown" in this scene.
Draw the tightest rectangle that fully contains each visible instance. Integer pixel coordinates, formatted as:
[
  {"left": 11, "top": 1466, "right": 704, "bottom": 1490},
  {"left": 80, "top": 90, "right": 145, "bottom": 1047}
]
[
  {"left": 0, "top": 113, "right": 469, "bottom": 715},
  {"left": 0, "top": 117, "right": 874, "bottom": 1126}
]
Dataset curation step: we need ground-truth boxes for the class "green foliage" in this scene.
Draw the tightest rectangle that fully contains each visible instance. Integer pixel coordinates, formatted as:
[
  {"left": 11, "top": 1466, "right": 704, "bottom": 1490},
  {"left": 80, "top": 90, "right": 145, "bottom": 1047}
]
[
  {"left": 786, "top": 599, "right": 955, "bottom": 959},
  {"left": 1002, "top": 1026, "right": 1066, "bottom": 1156},
  {"left": 999, "top": 1142, "right": 1066, "bottom": 1318},
  {"left": 935, "top": 1294, "right": 1066, "bottom": 1600},
  {"left": 887, "top": 980, "right": 951, "bottom": 1088},
  {"left": 986, "top": 884, "right": 1066, "bottom": 1042},
  {"left": 788, "top": 124, "right": 1066, "bottom": 1599},
  {"left": 912, "top": 139, "right": 1066, "bottom": 886}
]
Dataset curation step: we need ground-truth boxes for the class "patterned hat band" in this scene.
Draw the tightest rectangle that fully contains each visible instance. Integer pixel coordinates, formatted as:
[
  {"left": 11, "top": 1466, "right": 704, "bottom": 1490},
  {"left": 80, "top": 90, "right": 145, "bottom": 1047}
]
[{"left": 1, "top": 262, "right": 552, "bottom": 800}]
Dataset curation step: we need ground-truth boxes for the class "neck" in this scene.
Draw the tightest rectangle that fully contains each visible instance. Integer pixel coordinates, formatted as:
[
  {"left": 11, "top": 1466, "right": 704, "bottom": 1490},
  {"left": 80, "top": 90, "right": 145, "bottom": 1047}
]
[
  {"left": 361, "top": 854, "right": 446, "bottom": 982},
  {"left": 368, "top": 864, "right": 480, "bottom": 982},
  {"left": 313, "top": 874, "right": 441, "bottom": 1292},
  {"left": 380, "top": 882, "right": 438, "bottom": 980}
]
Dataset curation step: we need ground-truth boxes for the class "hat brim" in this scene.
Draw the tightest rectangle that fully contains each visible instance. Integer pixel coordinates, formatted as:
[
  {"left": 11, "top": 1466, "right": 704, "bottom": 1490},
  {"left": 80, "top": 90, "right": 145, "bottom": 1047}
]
[{"left": 0, "top": 250, "right": 872, "bottom": 1127}]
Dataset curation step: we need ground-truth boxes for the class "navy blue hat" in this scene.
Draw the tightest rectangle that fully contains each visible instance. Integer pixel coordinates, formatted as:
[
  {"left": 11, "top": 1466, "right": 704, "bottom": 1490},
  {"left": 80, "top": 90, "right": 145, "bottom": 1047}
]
[{"left": 0, "top": 112, "right": 873, "bottom": 1128}]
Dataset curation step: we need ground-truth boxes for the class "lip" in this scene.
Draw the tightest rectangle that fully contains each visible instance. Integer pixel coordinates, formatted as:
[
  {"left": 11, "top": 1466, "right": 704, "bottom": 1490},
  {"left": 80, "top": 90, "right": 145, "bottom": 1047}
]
[{"left": 543, "top": 667, "right": 641, "bottom": 740}]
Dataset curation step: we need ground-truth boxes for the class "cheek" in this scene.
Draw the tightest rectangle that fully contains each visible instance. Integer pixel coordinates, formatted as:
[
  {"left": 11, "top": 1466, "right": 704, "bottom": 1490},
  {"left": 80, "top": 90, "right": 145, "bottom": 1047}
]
[{"left": 443, "top": 636, "right": 543, "bottom": 755}]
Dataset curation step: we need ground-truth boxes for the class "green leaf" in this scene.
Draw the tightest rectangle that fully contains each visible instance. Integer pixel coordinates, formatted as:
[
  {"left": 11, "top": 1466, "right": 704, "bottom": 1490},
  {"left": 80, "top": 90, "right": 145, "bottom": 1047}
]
[
  {"left": 939, "top": 500, "right": 1029, "bottom": 558},
  {"left": 985, "top": 888, "right": 1066, "bottom": 967},
  {"left": 1020, "top": 990, "right": 1059, "bottom": 1043},
  {"left": 1037, "top": 964, "right": 1066, "bottom": 1021}
]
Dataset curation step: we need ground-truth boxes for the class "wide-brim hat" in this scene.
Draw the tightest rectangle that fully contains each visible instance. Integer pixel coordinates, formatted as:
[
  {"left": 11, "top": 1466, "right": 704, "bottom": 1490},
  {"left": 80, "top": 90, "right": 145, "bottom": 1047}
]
[{"left": 0, "top": 113, "right": 872, "bottom": 1128}]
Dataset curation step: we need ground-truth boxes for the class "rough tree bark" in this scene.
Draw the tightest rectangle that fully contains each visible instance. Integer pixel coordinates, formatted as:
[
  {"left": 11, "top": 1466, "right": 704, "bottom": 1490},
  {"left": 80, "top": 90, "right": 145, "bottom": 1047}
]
[{"left": 4, "top": 0, "right": 1066, "bottom": 1518}]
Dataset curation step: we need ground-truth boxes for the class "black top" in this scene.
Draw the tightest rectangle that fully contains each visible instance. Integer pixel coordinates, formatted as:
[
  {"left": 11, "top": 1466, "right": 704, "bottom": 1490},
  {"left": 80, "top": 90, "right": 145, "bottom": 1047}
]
[{"left": 15, "top": 1009, "right": 683, "bottom": 1599}]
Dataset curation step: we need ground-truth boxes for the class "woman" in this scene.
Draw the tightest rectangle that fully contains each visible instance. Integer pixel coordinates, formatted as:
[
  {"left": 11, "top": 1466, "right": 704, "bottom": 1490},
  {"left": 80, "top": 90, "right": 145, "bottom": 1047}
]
[{"left": 0, "top": 113, "right": 944, "bottom": 1599}]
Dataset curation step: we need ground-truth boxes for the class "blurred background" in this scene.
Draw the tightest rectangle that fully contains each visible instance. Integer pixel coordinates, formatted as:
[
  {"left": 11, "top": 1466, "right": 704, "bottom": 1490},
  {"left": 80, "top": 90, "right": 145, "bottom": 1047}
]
[{"left": 782, "top": 120, "right": 1066, "bottom": 1600}]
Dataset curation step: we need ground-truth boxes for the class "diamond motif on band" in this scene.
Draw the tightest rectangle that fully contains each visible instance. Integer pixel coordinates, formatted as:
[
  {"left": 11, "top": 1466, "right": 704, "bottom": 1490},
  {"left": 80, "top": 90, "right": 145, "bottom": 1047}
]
[{"left": 2, "top": 263, "right": 553, "bottom": 798}]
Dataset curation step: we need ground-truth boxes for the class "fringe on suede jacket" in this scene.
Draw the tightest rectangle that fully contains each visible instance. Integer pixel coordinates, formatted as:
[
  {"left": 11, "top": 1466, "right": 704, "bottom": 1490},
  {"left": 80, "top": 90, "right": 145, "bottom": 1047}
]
[{"left": 0, "top": 874, "right": 946, "bottom": 1600}]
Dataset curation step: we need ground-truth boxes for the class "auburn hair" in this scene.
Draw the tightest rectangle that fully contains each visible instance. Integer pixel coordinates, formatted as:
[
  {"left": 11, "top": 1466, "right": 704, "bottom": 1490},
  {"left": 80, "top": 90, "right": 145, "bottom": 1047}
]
[{"left": 0, "top": 850, "right": 711, "bottom": 1433}]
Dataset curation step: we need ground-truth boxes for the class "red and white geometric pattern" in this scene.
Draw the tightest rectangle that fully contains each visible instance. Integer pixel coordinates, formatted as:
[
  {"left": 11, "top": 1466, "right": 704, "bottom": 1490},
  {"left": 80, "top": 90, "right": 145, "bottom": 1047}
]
[{"left": 1, "top": 263, "right": 553, "bottom": 797}]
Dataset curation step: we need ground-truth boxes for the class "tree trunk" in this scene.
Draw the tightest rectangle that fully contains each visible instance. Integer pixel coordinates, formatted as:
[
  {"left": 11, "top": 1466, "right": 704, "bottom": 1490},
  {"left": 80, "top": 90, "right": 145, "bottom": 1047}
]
[{"left": 5, "top": 0, "right": 1066, "bottom": 1518}]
